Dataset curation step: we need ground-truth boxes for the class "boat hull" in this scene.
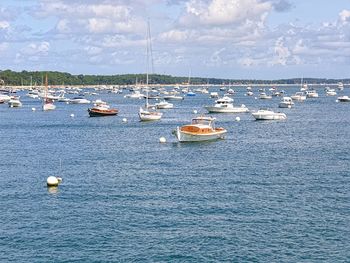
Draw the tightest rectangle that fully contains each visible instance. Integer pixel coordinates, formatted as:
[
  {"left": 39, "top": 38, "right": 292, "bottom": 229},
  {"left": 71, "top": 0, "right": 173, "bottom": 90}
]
[
  {"left": 43, "top": 103, "right": 56, "bottom": 111},
  {"left": 252, "top": 112, "right": 286, "bottom": 120},
  {"left": 175, "top": 127, "right": 227, "bottom": 142},
  {"left": 88, "top": 108, "right": 118, "bottom": 117},
  {"left": 205, "top": 106, "right": 249, "bottom": 113},
  {"left": 338, "top": 96, "right": 350, "bottom": 102}
]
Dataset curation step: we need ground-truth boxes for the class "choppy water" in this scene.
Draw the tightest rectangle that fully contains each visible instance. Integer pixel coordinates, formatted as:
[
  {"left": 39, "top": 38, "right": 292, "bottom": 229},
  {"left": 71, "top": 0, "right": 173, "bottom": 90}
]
[{"left": 0, "top": 86, "right": 349, "bottom": 262}]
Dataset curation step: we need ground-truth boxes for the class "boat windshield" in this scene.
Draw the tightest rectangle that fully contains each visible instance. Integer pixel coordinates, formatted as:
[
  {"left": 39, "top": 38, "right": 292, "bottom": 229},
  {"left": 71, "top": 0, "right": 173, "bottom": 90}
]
[{"left": 191, "top": 118, "right": 212, "bottom": 126}]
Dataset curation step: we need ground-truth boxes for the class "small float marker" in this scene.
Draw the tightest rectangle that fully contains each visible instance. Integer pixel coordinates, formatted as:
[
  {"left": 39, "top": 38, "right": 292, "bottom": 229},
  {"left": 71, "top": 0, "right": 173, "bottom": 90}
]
[
  {"left": 235, "top": 116, "right": 241, "bottom": 122},
  {"left": 70, "top": 113, "right": 75, "bottom": 118},
  {"left": 159, "top": 137, "right": 166, "bottom": 143},
  {"left": 47, "top": 176, "right": 62, "bottom": 187},
  {"left": 32, "top": 107, "right": 36, "bottom": 111},
  {"left": 193, "top": 110, "right": 198, "bottom": 114},
  {"left": 122, "top": 118, "right": 127, "bottom": 123}
]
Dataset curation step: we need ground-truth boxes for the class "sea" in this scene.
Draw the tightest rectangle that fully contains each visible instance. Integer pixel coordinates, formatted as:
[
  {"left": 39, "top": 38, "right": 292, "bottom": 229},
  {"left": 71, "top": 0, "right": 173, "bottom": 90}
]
[{"left": 0, "top": 86, "right": 349, "bottom": 262}]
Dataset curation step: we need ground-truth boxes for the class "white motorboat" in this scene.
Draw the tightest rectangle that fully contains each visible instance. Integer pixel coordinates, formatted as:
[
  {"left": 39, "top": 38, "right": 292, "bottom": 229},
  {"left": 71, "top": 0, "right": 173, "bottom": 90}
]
[
  {"left": 252, "top": 109, "right": 287, "bottom": 120},
  {"left": 278, "top": 97, "right": 294, "bottom": 108},
  {"left": 163, "top": 95, "right": 184, "bottom": 100},
  {"left": 124, "top": 91, "right": 144, "bottom": 99},
  {"left": 0, "top": 93, "right": 11, "bottom": 103},
  {"left": 8, "top": 96, "right": 22, "bottom": 107},
  {"left": 305, "top": 90, "right": 319, "bottom": 98},
  {"left": 155, "top": 100, "right": 173, "bottom": 109},
  {"left": 27, "top": 91, "right": 39, "bottom": 99},
  {"left": 259, "top": 92, "right": 272, "bottom": 99},
  {"left": 210, "top": 92, "right": 219, "bottom": 98},
  {"left": 291, "top": 92, "right": 306, "bottom": 102},
  {"left": 205, "top": 96, "right": 249, "bottom": 113},
  {"left": 337, "top": 82, "right": 344, "bottom": 90},
  {"left": 69, "top": 97, "right": 91, "bottom": 104},
  {"left": 326, "top": 89, "right": 337, "bottom": 96},
  {"left": 174, "top": 116, "right": 227, "bottom": 142},
  {"left": 225, "top": 88, "right": 235, "bottom": 95},
  {"left": 337, "top": 95, "right": 350, "bottom": 102}
]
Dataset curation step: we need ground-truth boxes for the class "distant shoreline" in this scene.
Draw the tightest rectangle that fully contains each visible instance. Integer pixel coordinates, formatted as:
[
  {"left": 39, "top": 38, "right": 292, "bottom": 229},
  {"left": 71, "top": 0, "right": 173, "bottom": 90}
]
[{"left": 1, "top": 83, "right": 346, "bottom": 90}]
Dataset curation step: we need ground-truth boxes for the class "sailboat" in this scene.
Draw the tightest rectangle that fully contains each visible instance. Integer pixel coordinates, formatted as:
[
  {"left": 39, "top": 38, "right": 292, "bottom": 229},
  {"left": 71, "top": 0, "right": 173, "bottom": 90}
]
[
  {"left": 186, "top": 69, "right": 196, "bottom": 96},
  {"left": 138, "top": 21, "right": 162, "bottom": 122},
  {"left": 42, "top": 74, "right": 56, "bottom": 111}
]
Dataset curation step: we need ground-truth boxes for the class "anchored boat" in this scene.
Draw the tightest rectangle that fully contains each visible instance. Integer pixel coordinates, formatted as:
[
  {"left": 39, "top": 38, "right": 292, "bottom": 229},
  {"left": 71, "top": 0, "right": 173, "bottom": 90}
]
[{"left": 174, "top": 116, "right": 227, "bottom": 142}]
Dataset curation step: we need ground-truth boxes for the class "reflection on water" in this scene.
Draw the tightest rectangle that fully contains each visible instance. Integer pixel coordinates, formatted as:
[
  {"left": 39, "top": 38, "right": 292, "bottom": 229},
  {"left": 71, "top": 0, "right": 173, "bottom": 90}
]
[{"left": 47, "top": 186, "right": 59, "bottom": 195}]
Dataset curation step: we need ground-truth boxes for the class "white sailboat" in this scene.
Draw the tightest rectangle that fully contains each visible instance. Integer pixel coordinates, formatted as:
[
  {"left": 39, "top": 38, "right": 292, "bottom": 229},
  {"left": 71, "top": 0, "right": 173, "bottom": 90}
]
[{"left": 138, "top": 21, "right": 162, "bottom": 122}]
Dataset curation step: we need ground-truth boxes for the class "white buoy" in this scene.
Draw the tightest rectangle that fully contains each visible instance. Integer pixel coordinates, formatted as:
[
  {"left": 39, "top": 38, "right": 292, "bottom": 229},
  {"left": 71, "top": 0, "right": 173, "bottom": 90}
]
[
  {"left": 254, "top": 97, "right": 258, "bottom": 100},
  {"left": 122, "top": 118, "right": 127, "bottom": 123},
  {"left": 31, "top": 107, "right": 36, "bottom": 111},
  {"left": 159, "top": 137, "right": 166, "bottom": 143},
  {"left": 193, "top": 110, "right": 198, "bottom": 114},
  {"left": 336, "top": 100, "right": 339, "bottom": 103},
  {"left": 47, "top": 176, "right": 59, "bottom": 187},
  {"left": 70, "top": 113, "right": 75, "bottom": 118},
  {"left": 235, "top": 116, "right": 241, "bottom": 122}
]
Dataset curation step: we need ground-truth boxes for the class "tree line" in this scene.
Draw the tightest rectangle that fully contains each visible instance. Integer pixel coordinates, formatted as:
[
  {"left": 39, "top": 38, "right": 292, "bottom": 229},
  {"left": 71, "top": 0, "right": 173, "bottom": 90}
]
[{"left": 0, "top": 69, "right": 348, "bottom": 86}]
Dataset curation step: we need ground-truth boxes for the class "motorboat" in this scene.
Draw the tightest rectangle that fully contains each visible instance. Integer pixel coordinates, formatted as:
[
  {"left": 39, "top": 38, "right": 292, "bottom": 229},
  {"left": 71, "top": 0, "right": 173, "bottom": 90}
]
[
  {"left": 8, "top": 96, "right": 22, "bottom": 107},
  {"left": 337, "top": 95, "right": 350, "bottom": 102},
  {"left": 174, "top": 116, "right": 227, "bottom": 142},
  {"left": 204, "top": 96, "right": 249, "bottom": 113},
  {"left": 225, "top": 88, "right": 235, "bottom": 95},
  {"left": 305, "top": 90, "right": 319, "bottom": 98},
  {"left": 163, "top": 95, "right": 184, "bottom": 100},
  {"left": 0, "top": 93, "right": 11, "bottom": 103},
  {"left": 139, "top": 107, "right": 162, "bottom": 121},
  {"left": 27, "top": 90, "right": 39, "bottom": 99},
  {"left": 337, "top": 82, "right": 344, "bottom": 90},
  {"left": 291, "top": 92, "right": 306, "bottom": 102},
  {"left": 69, "top": 97, "right": 91, "bottom": 104},
  {"left": 278, "top": 97, "right": 294, "bottom": 108},
  {"left": 326, "top": 89, "right": 337, "bottom": 96},
  {"left": 210, "top": 92, "right": 219, "bottom": 98},
  {"left": 155, "top": 100, "right": 173, "bottom": 109},
  {"left": 259, "top": 92, "right": 272, "bottom": 99},
  {"left": 88, "top": 104, "right": 118, "bottom": 117},
  {"left": 186, "top": 91, "right": 196, "bottom": 96},
  {"left": 252, "top": 109, "right": 287, "bottom": 120},
  {"left": 124, "top": 91, "right": 144, "bottom": 99}
]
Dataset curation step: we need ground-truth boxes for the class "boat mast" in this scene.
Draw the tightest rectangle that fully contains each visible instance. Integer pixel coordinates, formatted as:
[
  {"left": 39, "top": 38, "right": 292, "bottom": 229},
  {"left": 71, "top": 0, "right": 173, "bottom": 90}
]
[{"left": 44, "top": 73, "right": 48, "bottom": 104}]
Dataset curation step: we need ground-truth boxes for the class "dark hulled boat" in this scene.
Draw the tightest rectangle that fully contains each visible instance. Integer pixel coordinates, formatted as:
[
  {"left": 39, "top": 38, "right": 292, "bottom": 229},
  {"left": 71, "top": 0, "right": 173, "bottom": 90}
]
[{"left": 88, "top": 106, "right": 118, "bottom": 117}]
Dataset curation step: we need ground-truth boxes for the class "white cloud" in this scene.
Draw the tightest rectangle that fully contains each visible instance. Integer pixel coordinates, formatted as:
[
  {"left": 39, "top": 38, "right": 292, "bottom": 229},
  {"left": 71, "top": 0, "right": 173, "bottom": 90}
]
[
  {"left": 180, "top": 0, "right": 272, "bottom": 26},
  {"left": 273, "top": 37, "right": 291, "bottom": 65},
  {"left": 84, "top": 46, "right": 103, "bottom": 55},
  {"left": 339, "top": 9, "right": 350, "bottom": 24},
  {"left": 36, "top": 1, "right": 145, "bottom": 35},
  {"left": 0, "top": 21, "right": 10, "bottom": 29},
  {"left": 21, "top": 42, "right": 50, "bottom": 56}
]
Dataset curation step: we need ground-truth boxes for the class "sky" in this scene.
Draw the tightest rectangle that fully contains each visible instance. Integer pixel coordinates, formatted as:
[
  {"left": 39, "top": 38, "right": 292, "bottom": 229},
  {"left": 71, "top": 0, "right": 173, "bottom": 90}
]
[{"left": 1, "top": 0, "right": 350, "bottom": 79}]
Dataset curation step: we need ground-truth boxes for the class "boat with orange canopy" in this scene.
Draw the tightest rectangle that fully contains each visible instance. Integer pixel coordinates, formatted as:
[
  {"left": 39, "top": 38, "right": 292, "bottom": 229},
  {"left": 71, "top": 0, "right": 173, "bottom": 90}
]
[{"left": 174, "top": 116, "right": 227, "bottom": 142}]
